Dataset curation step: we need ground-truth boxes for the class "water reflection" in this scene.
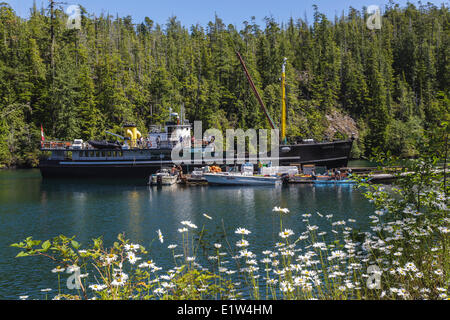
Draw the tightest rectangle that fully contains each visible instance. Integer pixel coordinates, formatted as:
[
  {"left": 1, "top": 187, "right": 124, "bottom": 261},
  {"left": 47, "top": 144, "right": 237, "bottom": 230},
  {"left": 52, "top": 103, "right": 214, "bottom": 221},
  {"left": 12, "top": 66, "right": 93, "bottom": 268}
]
[
  {"left": 0, "top": 169, "right": 375, "bottom": 299},
  {"left": 127, "top": 190, "right": 143, "bottom": 240}
]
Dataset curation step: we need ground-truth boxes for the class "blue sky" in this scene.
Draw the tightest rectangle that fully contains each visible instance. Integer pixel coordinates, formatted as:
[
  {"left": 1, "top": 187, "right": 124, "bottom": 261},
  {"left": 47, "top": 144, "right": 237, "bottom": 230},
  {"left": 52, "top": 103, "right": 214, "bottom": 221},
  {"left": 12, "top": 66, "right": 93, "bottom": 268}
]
[{"left": 6, "top": 0, "right": 449, "bottom": 28}]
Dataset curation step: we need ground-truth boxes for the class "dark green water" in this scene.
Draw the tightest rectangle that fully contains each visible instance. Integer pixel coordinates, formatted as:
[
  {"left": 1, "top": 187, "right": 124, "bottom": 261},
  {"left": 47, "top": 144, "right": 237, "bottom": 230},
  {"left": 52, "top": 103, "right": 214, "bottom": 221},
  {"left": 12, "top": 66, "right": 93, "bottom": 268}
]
[{"left": 0, "top": 168, "right": 374, "bottom": 299}]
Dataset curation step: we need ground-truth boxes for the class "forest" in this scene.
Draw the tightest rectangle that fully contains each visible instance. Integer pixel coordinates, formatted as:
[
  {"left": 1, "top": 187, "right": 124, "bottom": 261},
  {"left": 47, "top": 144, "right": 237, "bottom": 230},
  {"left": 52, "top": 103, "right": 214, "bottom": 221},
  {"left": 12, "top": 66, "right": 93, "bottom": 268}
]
[{"left": 0, "top": 1, "right": 448, "bottom": 167}]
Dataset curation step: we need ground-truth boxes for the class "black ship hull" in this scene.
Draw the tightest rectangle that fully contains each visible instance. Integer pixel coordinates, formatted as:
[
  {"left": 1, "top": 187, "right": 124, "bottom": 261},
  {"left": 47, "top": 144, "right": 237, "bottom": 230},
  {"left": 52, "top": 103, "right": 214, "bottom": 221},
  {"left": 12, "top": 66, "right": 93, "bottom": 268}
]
[{"left": 39, "top": 139, "right": 353, "bottom": 181}]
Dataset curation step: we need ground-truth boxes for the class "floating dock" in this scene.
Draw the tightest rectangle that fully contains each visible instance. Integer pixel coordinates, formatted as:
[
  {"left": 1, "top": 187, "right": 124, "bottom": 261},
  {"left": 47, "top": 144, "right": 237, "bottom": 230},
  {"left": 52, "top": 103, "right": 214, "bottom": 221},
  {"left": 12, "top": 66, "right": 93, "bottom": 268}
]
[{"left": 175, "top": 166, "right": 417, "bottom": 186}]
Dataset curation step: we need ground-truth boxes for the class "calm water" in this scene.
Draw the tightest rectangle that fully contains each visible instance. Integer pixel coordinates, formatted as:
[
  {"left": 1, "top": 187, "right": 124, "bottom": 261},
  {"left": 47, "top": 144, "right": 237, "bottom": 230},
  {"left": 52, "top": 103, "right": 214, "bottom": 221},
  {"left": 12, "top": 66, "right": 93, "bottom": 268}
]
[{"left": 0, "top": 168, "right": 375, "bottom": 299}]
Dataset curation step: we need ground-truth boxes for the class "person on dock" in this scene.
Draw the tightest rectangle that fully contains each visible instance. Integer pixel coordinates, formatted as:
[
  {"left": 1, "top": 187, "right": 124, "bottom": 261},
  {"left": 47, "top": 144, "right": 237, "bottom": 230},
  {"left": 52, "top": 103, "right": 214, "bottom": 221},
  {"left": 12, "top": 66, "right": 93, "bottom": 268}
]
[
  {"left": 331, "top": 168, "right": 337, "bottom": 180},
  {"left": 327, "top": 169, "right": 332, "bottom": 179},
  {"left": 336, "top": 169, "right": 341, "bottom": 180}
]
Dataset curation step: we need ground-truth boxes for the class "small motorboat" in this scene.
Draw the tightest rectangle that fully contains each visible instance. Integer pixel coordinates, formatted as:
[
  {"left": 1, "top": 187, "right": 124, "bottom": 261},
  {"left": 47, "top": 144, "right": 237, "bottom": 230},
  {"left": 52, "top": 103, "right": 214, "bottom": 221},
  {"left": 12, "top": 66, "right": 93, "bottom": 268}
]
[
  {"left": 149, "top": 169, "right": 179, "bottom": 186},
  {"left": 203, "top": 172, "right": 281, "bottom": 186},
  {"left": 203, "top": 162, "right": 281, "bottom": 186}
]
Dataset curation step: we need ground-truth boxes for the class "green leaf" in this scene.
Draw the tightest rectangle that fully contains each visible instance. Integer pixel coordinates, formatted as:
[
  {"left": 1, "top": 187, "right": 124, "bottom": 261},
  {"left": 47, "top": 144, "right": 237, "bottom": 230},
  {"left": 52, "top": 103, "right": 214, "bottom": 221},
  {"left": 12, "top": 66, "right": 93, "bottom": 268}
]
[
  {"left": 27, "top": 239, "right": 41, "bottom": 247},
  {"left": 15, "top": 251, "right": 29, "bottom": 258},
  {"left": 41, "top": 240, "right": 51, "bottom": 251},
  {"left": 10, "top": 242, "right": 25, "bottom": 248},
  {"left": 71, "top": 240, "right": 80, "bottom": 250}
]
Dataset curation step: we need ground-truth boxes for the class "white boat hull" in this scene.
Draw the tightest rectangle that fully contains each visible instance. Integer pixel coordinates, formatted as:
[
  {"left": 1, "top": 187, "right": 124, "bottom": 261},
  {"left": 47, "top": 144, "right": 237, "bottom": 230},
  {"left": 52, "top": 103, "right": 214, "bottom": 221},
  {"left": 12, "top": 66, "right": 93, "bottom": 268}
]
[
  {"left": 149, "top": 175, "right": 178, "bottom": 185},
  {"left": 203, "top": 173, "right": 281, "bottom": 186}
]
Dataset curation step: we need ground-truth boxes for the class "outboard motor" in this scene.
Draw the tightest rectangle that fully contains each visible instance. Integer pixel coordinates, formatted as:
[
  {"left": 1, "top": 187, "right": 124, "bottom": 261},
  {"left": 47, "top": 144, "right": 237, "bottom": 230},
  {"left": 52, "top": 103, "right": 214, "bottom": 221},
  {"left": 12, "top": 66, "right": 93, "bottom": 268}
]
[
  {"left": 281, "top": 173, "right": 290, "bottom": 184},
  {"left": 156, "top": 175, "right": 163, "bottom": 186}
]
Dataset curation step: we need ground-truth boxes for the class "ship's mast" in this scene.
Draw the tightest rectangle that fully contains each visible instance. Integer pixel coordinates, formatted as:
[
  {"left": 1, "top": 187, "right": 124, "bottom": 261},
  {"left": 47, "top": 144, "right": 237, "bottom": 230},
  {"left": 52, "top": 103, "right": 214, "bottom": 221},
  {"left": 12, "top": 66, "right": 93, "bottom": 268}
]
[{"left": 281, "top": 57, "right": 287, "bottom": 145}]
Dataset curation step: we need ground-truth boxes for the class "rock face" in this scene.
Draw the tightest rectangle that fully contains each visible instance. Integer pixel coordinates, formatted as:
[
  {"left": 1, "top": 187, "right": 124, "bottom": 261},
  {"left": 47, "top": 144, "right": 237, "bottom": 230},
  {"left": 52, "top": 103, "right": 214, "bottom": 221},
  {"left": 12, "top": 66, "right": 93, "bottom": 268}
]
[{"left": 324, "top": 110, "right": 359, "bottom": 140}]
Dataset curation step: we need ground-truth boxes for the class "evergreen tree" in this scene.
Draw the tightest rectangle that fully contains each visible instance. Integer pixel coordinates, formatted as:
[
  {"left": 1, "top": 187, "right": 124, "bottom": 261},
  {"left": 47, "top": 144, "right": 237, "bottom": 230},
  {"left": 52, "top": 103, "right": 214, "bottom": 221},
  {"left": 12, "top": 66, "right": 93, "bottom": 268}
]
[{"left": 0, "top": 2, "right": 448, "bottom": 167}]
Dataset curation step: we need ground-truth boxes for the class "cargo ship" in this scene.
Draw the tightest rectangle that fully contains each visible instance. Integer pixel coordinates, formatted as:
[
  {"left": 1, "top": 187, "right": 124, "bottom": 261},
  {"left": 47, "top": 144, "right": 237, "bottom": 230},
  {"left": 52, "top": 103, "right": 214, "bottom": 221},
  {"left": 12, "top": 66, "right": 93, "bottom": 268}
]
[
  {"left": 39, "top": 122, "right": 353, "bottom": 180},
  {"left": 39, "top": 54, "right": 354, "bottom": 181}
]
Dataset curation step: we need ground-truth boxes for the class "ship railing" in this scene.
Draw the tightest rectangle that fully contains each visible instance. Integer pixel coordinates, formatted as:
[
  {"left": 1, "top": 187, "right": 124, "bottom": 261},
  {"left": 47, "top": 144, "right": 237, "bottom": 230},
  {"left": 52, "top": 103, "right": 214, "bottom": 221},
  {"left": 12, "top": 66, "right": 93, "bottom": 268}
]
[
  {"left": 136, "top": 140, "right": 191, "bottom": 150},
  {"left": 41, "top": 141, "right": 73, "bottom": 149},
  {"left": 41, "top": 140, "right": 193, "bottom": 151}
]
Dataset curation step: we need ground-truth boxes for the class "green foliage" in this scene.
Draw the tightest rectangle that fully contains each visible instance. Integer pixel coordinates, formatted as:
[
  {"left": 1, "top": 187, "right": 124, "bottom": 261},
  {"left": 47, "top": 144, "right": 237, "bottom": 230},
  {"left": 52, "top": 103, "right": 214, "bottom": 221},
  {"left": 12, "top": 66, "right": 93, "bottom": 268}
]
[
  {"left": 11, "top": 231, "right": 237, "bottom": 300},
  {"left": 354, "top": 127, "right": 449, "bottom": 299},
  {"left": 0, "top": 2, "right": 448, "bottom": 167},
  {"left": 385, "top": 117, "right": 423, "bottom": 157}
]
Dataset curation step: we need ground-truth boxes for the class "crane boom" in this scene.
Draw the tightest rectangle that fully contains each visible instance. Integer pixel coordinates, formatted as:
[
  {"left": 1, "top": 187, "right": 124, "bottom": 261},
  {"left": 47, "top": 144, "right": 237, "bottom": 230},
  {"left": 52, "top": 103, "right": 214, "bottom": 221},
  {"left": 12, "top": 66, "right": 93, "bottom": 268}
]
[
  {"left": 235, "top": 51, "right": 277, "bottom": 130},
  {"left": 105, "top": 131, "right": 126, "bottom": 140}
]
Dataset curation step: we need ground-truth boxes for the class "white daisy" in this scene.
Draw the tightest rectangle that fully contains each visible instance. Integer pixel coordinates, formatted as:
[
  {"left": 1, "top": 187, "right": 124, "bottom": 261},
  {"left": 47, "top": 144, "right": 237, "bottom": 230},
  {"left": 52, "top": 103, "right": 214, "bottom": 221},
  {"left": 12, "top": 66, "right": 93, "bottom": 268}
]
[
  {"left": 235, "top": 227, "right": 251, "bottom": 235},
  {"left": 157, "top": 229, "right": 164, "bottom": 243},
  {"left": 89, "top": 284, "right": 107, "bottom": 291},
  {"left": 273, "top": 207, "right": 290, "bottom": 214},
  {"left": 279, "top": 229, "right": 294, "bottom": 239}
]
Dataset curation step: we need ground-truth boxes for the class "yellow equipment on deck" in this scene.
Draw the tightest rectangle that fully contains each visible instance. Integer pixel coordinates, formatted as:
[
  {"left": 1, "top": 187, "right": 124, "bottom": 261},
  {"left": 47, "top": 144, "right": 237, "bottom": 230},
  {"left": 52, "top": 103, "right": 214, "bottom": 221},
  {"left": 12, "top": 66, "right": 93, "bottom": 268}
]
[{"left": 123, "top": 123, "right": 142, "bottom": 148}]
